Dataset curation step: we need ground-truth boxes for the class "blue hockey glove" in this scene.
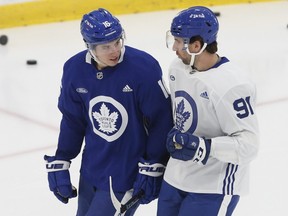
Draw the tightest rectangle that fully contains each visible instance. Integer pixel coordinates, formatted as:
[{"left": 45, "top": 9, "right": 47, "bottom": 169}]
[
  {"left": 166, "top": 128, "right": 211, "bottom": 164},
  {"left": 44, "top": 155, "right": 77, "bottom": 204},
  {"left": 133, "top": 158, "right": 165, "bottom": 204}
]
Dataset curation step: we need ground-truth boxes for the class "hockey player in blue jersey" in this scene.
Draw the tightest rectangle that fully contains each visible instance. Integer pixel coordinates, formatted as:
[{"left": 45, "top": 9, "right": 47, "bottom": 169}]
[
  {"left": 44, "top": 8, "right": 173, "bottom": 216},
  {"left": 157, "top": 6, "right": 259, "bottom": 216}
]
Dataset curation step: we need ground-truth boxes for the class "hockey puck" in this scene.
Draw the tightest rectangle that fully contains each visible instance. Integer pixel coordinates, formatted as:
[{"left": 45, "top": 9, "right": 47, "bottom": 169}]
[
  {"left": 26, "top": 60, "right": 37, "bottom": 65},
  {"left": 0, "top": 34, "right": 8, "bottom": 45},
  {"left": 213, "top": 12, "right": 221, "bottom": 17}
]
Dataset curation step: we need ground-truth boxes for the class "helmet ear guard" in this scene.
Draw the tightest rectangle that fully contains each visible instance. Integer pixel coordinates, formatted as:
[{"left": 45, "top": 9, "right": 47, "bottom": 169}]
[{"left": 83, "top": 39, "right": 89, "bottom": 49}]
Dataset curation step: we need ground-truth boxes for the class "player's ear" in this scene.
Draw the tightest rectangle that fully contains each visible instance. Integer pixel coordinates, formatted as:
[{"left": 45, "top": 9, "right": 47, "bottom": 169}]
[{"left": 191, "top": 40, "right": 202, "bottom": 52}]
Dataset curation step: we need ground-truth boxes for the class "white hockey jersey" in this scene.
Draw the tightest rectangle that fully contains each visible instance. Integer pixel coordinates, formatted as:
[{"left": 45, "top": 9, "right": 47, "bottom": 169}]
[{"left": 164, "top": 57, "right": 259, "bottom": 195}]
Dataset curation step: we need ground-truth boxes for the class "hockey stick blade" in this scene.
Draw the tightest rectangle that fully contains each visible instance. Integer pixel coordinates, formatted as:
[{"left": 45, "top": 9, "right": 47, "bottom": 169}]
[{"left": 120, "top": 190, "right": 144, "bottom": 214}]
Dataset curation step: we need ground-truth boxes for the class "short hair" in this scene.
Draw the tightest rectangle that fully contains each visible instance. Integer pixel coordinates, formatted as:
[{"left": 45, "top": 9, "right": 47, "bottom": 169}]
[{"left": 189, "top": 36, "right": 218, "bottom": 54}]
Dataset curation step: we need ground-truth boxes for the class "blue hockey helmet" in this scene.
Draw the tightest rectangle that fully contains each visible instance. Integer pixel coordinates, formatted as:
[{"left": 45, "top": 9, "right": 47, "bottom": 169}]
[
  {"left": 80, "top": 8, "right": 124, "bottom": 45},
  {"left": 170, "top": 6, "right": 219, "bottom": 44}
]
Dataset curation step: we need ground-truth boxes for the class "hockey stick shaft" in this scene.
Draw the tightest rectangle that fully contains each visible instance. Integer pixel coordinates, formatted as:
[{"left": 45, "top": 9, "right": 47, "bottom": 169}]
[{"left": 119, "top": 190, "right": 144, "bottom": 214}]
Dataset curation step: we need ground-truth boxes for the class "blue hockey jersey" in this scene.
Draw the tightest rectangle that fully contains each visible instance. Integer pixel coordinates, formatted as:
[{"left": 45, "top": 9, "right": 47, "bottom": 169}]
[{"left": 55, "top": 46, "right": 173, "bottom": 192}]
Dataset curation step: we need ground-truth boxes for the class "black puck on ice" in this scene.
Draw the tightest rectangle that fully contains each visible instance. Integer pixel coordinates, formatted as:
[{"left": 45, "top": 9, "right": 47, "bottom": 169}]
[
  {"left": 0, "top": 34, "right": 8, "bottom": 45},
  {"left": 26, "top": 60, "right": 37, "bottom": 65},
  {"left": 213, "top": 12, "right": 221, "bottom": 17}
]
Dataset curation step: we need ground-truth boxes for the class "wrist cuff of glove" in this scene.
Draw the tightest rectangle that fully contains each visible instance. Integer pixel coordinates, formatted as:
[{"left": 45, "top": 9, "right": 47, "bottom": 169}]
[
  {"left": 194, "top": 138, "right": 211, "bottom": 165},
  {"left": 44, "top": 155, "right": 71, "bottom": 172},
  {"left": 138, "top": 158, "right": 165, "bottom": 177}
]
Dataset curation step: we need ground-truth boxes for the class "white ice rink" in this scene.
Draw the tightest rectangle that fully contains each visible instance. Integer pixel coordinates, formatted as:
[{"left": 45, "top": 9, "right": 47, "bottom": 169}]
[{"left": 0, "top": 1, "right": 288, "bottom": 215}]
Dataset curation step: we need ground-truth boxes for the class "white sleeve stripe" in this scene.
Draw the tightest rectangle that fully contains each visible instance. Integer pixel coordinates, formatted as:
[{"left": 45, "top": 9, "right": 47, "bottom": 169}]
[{"left": 158, "top": 79, "right": 169, "bottom": 99}]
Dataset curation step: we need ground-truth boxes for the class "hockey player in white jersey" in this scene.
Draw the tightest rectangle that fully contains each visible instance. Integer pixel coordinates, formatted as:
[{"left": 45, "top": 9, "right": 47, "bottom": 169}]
[{"left": 157, "top": 6, "right": 259, "bottom": 216}]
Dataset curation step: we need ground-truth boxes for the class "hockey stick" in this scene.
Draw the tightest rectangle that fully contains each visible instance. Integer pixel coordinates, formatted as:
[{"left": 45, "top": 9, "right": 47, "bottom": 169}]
[
  {"left": 119, "top": 189, "right": 144, "bottom": 214},
  {"left": 109, "top": 176, "right": 144, "bottom": 215}
]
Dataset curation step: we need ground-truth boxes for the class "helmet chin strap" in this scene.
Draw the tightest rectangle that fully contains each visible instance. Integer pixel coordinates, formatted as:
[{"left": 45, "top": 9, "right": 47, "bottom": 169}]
[
  {"left": 186, "top": 43, "right": 207, "bottom": 67},
  {"left": 88, "top": 46, "right": 126, "bottom": 67}
]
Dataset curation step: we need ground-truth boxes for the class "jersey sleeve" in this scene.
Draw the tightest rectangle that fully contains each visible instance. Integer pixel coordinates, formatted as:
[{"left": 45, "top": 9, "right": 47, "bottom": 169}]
[
  {"left": 55, "top": 60, "right": 86, "bottom": 160},
  {"left": 210, "top": 83, "right": 259, "bottom": 165},
  {"left": 136, "top": 61, "right": 173, "bottom": 164}
]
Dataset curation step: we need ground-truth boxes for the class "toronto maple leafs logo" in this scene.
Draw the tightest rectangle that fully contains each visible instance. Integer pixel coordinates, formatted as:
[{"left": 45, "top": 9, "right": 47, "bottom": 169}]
[
  {"left": 174, "top": 90, "right": 198, "bottom": 133},
  {"left": 175, "top": 99, "right": 191, "bottom": 131},
  {"left": 92, "top": 103, "right": 118, "bottom": 134},
  {"left": 89, "top": 96, "right": 128, "bottom": 142}
]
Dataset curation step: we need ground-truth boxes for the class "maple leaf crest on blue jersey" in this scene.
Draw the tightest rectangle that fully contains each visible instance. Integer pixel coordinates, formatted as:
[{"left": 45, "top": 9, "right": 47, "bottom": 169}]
[
  {"left": 89, "top": 96, "right": 128, "bottom": 142},
  {"left": 92, "top": 103, "right": 119, "bottom": 134}
]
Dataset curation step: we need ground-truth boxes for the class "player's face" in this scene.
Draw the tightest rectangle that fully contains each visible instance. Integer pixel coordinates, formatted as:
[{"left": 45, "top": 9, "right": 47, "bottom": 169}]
[
  {"left": 91, "top": 38, "right": 123, "bottom": 68},
  {"left": 166, "top": 32, "right": 192, "bottom": 65},
  {"left": 172, "top": 37, "right": 192, "bottom": 65}
]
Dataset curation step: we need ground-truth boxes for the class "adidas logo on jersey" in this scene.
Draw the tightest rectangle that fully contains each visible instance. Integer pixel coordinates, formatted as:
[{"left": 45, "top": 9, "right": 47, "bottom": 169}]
[
  {"left": 200, "top": 91, "right": 209, "bottom": 99},
  {"left": 122, "top": 85, "right": 133, "bottom": 92}
]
